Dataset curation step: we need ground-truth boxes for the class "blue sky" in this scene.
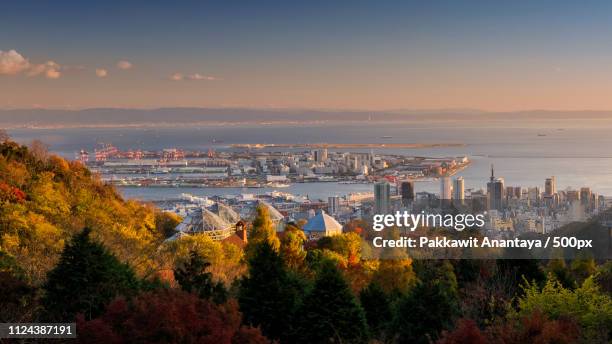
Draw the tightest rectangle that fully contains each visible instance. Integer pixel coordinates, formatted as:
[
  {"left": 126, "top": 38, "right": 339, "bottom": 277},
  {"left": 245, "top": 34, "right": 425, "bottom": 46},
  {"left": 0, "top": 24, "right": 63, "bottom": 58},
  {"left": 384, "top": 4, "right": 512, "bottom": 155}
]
[{"left": 2, "top": 1, "right": 612, "bottom": 110}]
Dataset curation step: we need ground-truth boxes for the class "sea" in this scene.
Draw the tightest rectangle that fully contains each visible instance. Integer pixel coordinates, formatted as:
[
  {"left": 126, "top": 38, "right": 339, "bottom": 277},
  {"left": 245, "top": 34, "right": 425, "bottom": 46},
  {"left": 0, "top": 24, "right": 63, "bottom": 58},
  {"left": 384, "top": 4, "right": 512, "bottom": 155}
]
[{"left": 7, "top": 119, "right": 612, "bottom": 201}]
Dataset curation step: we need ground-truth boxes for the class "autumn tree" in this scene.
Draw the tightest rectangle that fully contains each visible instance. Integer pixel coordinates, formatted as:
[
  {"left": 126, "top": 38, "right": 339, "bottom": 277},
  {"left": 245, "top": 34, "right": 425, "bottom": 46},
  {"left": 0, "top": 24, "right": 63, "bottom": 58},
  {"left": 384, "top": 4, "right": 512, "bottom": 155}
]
[
  {"left": 163, "top": 233, "right": 245, "bottom": 285},
  {"left": 245, "top": 205, "right": 280, "bottom": 257},
  {"left": 296, "top": 262, "right": 369, "bottom": 343},
  {"left": 280, "top": 229, "right": 307, "bottom": 273},
  {"left": 155, "top": 211, "right": 182, "bottom": 239},
  {"left": 77, "top": 289, "right": 270, "bottom": 344},
  {"left": 436, "top": 319, "right": 487, "bottom": 344},
  {"left": 518, "top": 274, "right": 612, "bottom": 343},
  {"left": 42, "top": 228, "right": 140, "bottom": 321}
]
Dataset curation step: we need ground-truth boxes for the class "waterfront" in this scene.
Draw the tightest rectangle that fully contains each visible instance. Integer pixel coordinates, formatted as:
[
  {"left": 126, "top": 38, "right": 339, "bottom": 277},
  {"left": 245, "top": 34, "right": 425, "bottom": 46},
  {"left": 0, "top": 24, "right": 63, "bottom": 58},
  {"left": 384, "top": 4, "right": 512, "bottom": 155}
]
[
  {"left": 117, "top": 182, "right": 374, "bottom": 202},
  {"left": 8, "top": 120, "right": 612, "bottom": 198}
]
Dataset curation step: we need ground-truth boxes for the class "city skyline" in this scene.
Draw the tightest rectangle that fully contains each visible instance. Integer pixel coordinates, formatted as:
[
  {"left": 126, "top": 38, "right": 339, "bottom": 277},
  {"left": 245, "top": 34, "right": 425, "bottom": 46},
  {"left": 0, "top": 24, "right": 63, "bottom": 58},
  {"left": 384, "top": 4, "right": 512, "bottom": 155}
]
[{"left": 5, "top": 1, "right": 612, "bottom": 110}]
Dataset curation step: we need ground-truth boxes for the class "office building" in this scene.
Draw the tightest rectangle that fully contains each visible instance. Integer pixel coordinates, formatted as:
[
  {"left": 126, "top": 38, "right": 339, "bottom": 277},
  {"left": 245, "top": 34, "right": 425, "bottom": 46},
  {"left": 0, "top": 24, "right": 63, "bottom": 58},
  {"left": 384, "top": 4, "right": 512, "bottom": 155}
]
[
  {"left": 314, "top": 148, "right": 328, "bottom": 162},
  {"left": 453, "top": 177, "right": 464, "bottom": 201},
  {"left": 487, "top": 165, "right": 505, "bottom": 211},
  {"left": 400, "top": 180, "right": 415, "bottom": 205},
  {"left": 566, "top": 190, "right": 580, "bottom": 203},
  {"left": 328, "top": 196, "right": 340, "bottom": 215},
  {"left": 580, "top": 187, "right": 592, "bottom": 207},
  {"left": 545, "top": 176, "right": 556, "bottom": 196},
  {"left": 440, "top": 176, "right": 452, "bottom": 200},
  {"left": 528, "top": 186, "right": 541, "bottom": 205},
  {"left": 374, "top": 181, "right": 391, "bottom": 214}
]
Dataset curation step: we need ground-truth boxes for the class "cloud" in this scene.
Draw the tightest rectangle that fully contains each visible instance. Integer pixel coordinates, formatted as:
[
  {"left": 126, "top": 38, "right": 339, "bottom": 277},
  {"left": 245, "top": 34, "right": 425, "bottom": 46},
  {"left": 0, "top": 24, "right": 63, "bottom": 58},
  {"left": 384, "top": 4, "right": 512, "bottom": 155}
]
[
  {"left": 0, "top": 50, "right": 62, "bottom": 79},
  {"left": 95, "top": 68, "right": 108, "bottom": 77},
  {"left": 116, "top": 60, "right": 132, "bottom": 70},
  {"left": 187, "top": 73, "right": 219, "bottom": 81},
  {"left": 169, "top": 72, "right": 220, "bottom": 81},
  {"left": 0, "top": 50, "right": 31, "bottom": 75},
  {"left": 170, "top": 72, "right": 184, "bottom": 81},
  {"left": 26, "top": 61, "right": 62, "bottom": 79}
]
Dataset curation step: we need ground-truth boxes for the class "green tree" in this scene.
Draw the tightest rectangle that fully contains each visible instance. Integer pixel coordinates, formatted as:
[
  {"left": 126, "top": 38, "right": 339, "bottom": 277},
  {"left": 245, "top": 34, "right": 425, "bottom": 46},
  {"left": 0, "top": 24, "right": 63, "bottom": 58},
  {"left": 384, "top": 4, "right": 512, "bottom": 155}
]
[
  {"left": 174, "top": 250, "right": 227, "bottom": 303},
  {"left": 570, "top": 256, "right": 597, "bottom": 285},
  {"left": 360, "top": 281, "right": 392, "bottom": 340},
  {"left": 42, "top": 228, "right": 140, "bottom": 321},
  {"left": 594, "top": 261, "right": 612, "bottom": 294},
  {"left": 546, "top": 259, "right": 576, "bottom": 289},
  {"left": 296, "top": 262, "right": 369, "bottom": 343},
  {"left": 392, "top": 261, "right": 459, "bottom": 343},
  {"left": 239, "top": 241, "right": 304, "bottom": 342},
  {"left": 518, "top": 274, "right": 612, "bottom": 343}
]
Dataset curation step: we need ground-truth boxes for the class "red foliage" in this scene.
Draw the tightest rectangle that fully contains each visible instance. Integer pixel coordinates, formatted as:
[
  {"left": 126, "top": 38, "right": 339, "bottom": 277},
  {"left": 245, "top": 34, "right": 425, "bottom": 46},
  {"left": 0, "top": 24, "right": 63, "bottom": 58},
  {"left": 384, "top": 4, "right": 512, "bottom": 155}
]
[
  {"left": 77, "top": 289, "right": 270, "bottom": 344},
  {"left": 0, "top": 182, "right": 25, "bottom": 203},
  {"left": 510, "top": 311, "right": 580, "bottom": 344},
  {"left": 12, "top": 187, "right": 26, "bottom": 202},
  {"left": 490, "top": 312, "right": 580, "bottom": 344},
  {"left": 439, "top": 312, "right": 580, "bottom": 344},
  {"left": 437, "top": 319, "right": 487, "bottom": 344}
]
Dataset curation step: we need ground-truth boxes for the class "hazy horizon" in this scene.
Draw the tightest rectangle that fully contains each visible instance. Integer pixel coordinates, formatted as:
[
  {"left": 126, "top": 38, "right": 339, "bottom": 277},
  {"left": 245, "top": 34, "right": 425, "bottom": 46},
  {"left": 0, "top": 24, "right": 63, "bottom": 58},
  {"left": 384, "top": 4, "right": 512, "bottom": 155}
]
[{"left": 4, "top": 108, "right": 612, "bottom": 128}]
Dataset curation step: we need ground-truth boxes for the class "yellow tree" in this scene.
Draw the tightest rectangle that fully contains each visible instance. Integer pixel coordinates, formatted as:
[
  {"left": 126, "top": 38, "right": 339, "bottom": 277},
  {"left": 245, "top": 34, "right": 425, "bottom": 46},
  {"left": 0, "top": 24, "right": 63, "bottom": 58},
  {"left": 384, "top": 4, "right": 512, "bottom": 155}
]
[{"left": 246, "top": 205, "right": 280, "bottom": 257}]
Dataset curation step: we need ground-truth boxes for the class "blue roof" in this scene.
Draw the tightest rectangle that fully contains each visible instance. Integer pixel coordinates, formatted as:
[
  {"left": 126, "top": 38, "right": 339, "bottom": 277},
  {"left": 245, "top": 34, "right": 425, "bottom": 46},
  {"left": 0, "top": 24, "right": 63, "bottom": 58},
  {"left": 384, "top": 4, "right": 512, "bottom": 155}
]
[{"left": 303, "top": 210, "right": 342, "bottom": 233}]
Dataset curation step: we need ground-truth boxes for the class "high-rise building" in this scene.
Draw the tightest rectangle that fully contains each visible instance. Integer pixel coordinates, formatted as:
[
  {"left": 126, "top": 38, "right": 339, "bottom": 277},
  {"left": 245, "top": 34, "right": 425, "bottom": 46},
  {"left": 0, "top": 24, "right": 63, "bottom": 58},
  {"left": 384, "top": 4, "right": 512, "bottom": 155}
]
[
  {"left": 566, "top": 190, "right": 580, "bottom": 203},
  {"left": 514, "top": 186, "right": 523, "bottom": 199},
  {"left": 528, "top": 186, "right": 541, "bottom": 205},
  {"left": 505, "top": 186, "right": 522, "bottom": 199},
  {"left": 470, "top": 190, "right": 488, "bottom": 212},
  {"left": 328, "top": 196, "right": 340, "bottom": 215},
  {"left": 591, "top": 192, "right": 600, "bottom": 211},
  {"left": 440, "top": 176, "right": 452, "bottom": 200},
  {"left": 453, "top": 177, "right": 464, "bottom": 201},
  {"left": 487, "top": 165, "right": 505, "bottom": 211},
  {"left": 314, "top": 148, "right": 328, "bottom": 162},
  {"left": 545, "top": 176, "right": 556, "bottom": 196},
  {"left": 374, "top": 181, "right": 391, "bottom": 214},
  {"left": 400, "top": 181, "right": 415, "bottom": 205},
  {"left": 580, "top": 187, "right": 592, "bottom": 208}
]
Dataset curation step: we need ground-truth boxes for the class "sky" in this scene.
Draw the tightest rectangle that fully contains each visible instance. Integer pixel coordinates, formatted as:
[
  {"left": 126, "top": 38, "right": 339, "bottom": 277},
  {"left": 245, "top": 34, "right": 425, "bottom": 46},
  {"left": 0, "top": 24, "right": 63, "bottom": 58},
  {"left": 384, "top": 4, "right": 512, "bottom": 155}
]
[{"left": 3, "top": 0, "right": 612, "bottom": 111}]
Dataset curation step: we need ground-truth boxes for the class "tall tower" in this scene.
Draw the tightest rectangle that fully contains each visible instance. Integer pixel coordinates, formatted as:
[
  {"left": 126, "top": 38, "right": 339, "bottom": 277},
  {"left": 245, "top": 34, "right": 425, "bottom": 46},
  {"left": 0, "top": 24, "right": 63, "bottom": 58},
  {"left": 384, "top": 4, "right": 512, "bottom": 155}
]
[
  {"left": 545, "top": 176, "right": 556, "bottom": 196},
  {"left": 328, "top": 196, "right": 340, "bottom": 215},
  {"left": 453, "top": 177, "right": 465, "bottom": 201},
  {"left": 487, "top": 165, "right": 505, "bottom": 211},
  {"left": 374, "top": 181, "right": 391, "bottom": 214},
  {"left": 440, "top": 176, "right": 452, "bottom": 200}
]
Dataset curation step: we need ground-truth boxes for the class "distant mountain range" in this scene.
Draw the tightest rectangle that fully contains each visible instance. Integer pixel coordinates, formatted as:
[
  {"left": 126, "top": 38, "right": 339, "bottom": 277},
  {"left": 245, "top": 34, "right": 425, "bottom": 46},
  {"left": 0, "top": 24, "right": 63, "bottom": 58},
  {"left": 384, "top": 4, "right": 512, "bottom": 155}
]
[{"left": 1, "top": 107, "right": 612, "bottom": 128}]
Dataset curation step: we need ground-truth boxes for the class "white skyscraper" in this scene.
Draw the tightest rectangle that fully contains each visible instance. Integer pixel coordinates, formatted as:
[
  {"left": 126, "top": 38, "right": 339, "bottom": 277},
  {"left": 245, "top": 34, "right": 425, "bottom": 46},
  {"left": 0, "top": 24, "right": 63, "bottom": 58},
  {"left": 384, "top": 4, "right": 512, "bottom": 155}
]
[
  {"left": 440, "top": 176, "right": 452, "bottom": 200},
  {"left": 328, "top": 196, "right": 340, "bottom": 215}
]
